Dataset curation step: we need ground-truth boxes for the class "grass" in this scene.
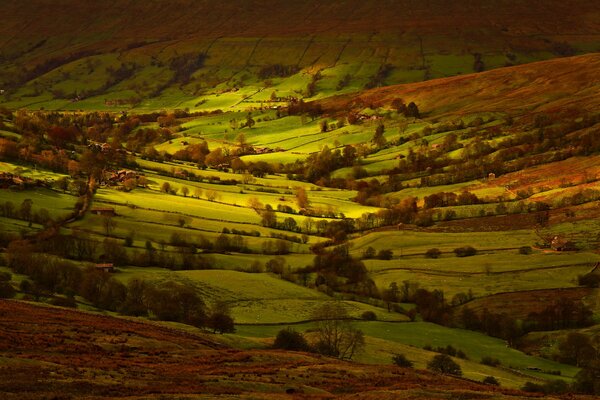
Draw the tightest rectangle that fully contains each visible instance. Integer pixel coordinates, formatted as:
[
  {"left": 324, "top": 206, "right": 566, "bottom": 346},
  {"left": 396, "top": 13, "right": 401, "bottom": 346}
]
[
  {"left": 235, "top": 320, "right": 580, "bottom": 387},
  {"left": 371, "top": 264, "right": 592, "bottom": 299},
  {"left": 0, "top": 187, "right": 77, "bottom": 219}
]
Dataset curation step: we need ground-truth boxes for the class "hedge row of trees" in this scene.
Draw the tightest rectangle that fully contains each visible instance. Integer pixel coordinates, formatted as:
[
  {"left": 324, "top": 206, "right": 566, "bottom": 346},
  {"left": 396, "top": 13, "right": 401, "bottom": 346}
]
[{"left": 4, "top": 243, "right": 234, "bottom": 333}]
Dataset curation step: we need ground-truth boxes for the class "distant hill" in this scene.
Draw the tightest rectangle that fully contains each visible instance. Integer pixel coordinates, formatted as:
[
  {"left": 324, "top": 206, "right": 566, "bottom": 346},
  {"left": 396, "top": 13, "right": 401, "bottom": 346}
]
[{"left": 1, "top": 0, "right": 599, "bottom": 110}]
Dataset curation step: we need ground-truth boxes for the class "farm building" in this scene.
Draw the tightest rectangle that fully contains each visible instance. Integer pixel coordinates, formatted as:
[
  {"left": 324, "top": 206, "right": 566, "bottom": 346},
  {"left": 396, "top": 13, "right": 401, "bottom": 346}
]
[
  {"left": 94, "top": 263, "right": 115, "bottom": 273},
  {"left": 550, "top": 236, "right": 577, "bottom": 251}
]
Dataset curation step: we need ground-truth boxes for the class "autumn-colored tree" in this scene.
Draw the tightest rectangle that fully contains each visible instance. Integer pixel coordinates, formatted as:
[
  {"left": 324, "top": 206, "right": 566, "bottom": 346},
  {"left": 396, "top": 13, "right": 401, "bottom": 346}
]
[{"left": 295, "top": 187, "right": 309, "bottom": 209}]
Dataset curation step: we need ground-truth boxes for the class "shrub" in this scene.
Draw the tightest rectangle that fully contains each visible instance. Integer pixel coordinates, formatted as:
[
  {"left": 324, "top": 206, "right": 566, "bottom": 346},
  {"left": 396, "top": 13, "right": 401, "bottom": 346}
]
[
  {"left": 361, "top": 311, "right": 377, "bottom": 321},
  {"left": 578, "top": 273, "right": 600, "bottom": 288},
  {"left": 50, "top": 295, "right": 77, "bottom": 308},
  {"left": 427, "top": 354, "right": 462, "bottom": 376},
  {"left": 425, "top": 248, "right": 441, "bottom": 259},
  {"left": 522, "top": 380, "right": 570, "bottom": 394},
  {"left": 454, "top": 246, "right": 477, "bottom": 257},
  {"left": 481, "top": 356, "right": 501, "bottom": 367},
  {"left": 519, "top": 246, "right": 533, "bottom": 255},
  {"left": 273, "top": 328, "right": 309, "bottom": 351},
  {"left": 483, "top": 376, "right": 500, "bottom": 386},
  {"left": 0, "top": 282, "right": 16, "bottom": 298},
  {"left": 392, "top": 353, "right": 413, "bottom": 368},
  {"left": 0, "top": 272, "right": 11, "bottom": 282}
]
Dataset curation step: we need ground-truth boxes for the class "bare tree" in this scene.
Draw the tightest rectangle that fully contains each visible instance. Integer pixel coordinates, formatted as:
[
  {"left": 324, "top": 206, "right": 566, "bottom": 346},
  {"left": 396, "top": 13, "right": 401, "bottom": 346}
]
[
  {"left": 312, "top": 302, "right": 365, "bottom": 360},
  {"left": 102, "top": 215, "right": 116, "bottom": 237}
]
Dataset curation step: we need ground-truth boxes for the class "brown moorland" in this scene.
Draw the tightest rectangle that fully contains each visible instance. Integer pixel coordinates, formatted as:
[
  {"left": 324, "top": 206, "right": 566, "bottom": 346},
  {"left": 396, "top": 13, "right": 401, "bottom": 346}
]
[
  {"left": 319, "top": 53, "right": 600, "bottom": 116},
  {"left": 0, "top": 299, "right": 581, "bottom": 399}
]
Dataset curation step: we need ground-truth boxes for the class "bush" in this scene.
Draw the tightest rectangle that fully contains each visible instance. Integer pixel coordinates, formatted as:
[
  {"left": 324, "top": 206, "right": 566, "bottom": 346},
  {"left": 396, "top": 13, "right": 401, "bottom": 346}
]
[
  {"left": 0, "top": 271, "right": 11, "bottom": 282},
  {"left": 0, "top": 282, "right": 16, "bottom": 298},
  {"left": 273, "top": 328, "right": 309, "bottom": 351},
  {"left": 361, "top": 311, "right": 377, "bottom": 321},
  {"left": 50, "top": 295, "right": 77, "bottom": 308},
  {"left": 362, "top": 246, "right": 376, "bottom": 259},
  {"left": 578, "top": 273, "right": 600, "bottom": 288},
  {"left": 483, "top": 376, "right": 500, "bottom": 386},
  {"left": 427, "top": 354, "right": 462, "bottom": 376},
  {"left": 481, "top": 356, "right": 501, "bottom": 367},
  {"left": 454, "top": 246, "right": 477, "bottom": 257},
  {"left": 377, "top": 249, "right": 393, "bottom": 260},
  {"left": 425, "top": 248, "right": 441, "bottom": 259},
  {"left": 519, "top": 246, "right": 533, "bottom": 255},
  {"left": 522, "top": 380, "right": 570, "bottom": 394},
  {"left": 392, "top": 353, "right": 414, "bottom": 368}
]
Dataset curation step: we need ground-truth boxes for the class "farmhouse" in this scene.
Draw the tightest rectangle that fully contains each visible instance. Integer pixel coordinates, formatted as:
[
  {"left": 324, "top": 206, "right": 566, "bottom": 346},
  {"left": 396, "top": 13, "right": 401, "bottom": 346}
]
[
  {"left": 0, "top": 172, "right": 36, "bottom": 189},
  {"left": 94, "top": 263, "right": 115, "bottom": 273},
  {"left": 90, "top": 207, "right": 116, "bottom": 217},
  {"left": 550, "top": 236, "right": 577, "bottom": 251}
]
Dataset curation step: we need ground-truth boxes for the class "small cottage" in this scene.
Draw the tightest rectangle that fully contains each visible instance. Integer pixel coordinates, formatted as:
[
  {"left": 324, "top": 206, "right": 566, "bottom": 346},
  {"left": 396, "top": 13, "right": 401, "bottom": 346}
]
[{"left": 550, "top": 236, "right": 577, "bottom": 251}]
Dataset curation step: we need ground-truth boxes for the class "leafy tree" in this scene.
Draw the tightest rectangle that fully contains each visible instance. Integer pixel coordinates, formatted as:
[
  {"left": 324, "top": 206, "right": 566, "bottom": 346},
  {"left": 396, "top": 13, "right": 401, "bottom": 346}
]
[
  {"left": 295, "top": 187, "right": 309, "bottom": 209},
  {"left": 377, "top": 249, "right": 393, "bottom": 260},
  {"left": 245, "top": 113, "right": 255, "bottom": 129},
  {"left": 427, "top": 354, "right": 462, "bottom": 376},
  {"left": 361, "top": 311, "right": 377, "bottom": 320},
  {"left": 362, "top": 246, "right": 376, "bottom": 259},
  {"left": 425, "top": 248, "right": 441, "bottom": 259},
  {"left": 573, "top": 364, "right": 600, "bottom": 395},
  {"left": 181, "top": 186, "right": 189, "bottom": 197},
  {"left": 19, "top": 199, "right": 33, "bottom": 226},
  {"left": 371, "top": 123, "right": 386, "bottom": 148},
  {"left": 208, "top": 302, "right": 235, "bottom": 334},
  {"left": 273, "top": 328, "right": 309, "bottom": 351},
  {"left": 406, "top": 102, "right": 420, "bottom": 118},
  {"left": 161, "top": 181, "right": 171, "bottom": 193},
  {"left": 558, "top": 333, "right": 595, "bottom": 367}
]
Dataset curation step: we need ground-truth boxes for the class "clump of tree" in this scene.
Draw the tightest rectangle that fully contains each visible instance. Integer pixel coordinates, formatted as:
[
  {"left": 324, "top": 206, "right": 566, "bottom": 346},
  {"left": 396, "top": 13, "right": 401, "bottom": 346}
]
[
  {"left": 169, "top": 53, "right": 207, "bottom": 85},
  {"left": 273, "top": 328, "right": 310, "bottom": 351},
  {"left": 258, "top": 64, "right": 299, "bottom": 80},
  {"left": 427, "top": 354, "right": 462, "bottom": 376},
  {"left": 364, "top": 64, "right": 393, "bottom": 89}
]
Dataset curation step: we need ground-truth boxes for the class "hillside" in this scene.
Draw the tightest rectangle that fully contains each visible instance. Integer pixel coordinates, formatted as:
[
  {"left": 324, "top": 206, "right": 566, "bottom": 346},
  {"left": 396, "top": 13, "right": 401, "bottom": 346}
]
[
  {"left": 319, "top": 52, "right": 600, "bottom": 115},
  {"left": 1, "top": 1, "right": 600, "bottom": 110},
  {"left": 0, "top": 299, "right": 582, "bottom": 399}
]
